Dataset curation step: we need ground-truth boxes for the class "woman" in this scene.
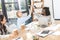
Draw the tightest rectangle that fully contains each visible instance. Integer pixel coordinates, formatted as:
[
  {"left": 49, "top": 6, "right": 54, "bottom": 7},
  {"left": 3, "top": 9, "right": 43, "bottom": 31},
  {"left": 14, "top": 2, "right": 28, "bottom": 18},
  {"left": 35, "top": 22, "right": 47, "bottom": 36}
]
[
  {"left": 34, "top": 7, "right": 52, "bottom": 27},
  {"left": 33, "top": 7, "right": 51, "bottom": 21},
  {"left": 41, "top": 7, "right": 50, "bottom": 16},
  {"left": 41, "top": 7, "right": 52, "bottom": 25},
  {"left": 0, "top": 15, "right": 7, "bottom": 35}
]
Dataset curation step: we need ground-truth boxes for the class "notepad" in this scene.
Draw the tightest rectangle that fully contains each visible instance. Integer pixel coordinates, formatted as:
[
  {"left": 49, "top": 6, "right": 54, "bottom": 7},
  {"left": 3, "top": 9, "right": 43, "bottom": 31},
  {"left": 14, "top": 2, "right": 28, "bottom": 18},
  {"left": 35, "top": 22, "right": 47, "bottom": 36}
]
[
  {"left": 45, "top": 24, "right": 60, "bottom": 30},
  {"left": 13, "top": 37, "right": 23, "bottom": 40},
  {"left": 36, "top": 30, "right": 53, "bottom": 38}
]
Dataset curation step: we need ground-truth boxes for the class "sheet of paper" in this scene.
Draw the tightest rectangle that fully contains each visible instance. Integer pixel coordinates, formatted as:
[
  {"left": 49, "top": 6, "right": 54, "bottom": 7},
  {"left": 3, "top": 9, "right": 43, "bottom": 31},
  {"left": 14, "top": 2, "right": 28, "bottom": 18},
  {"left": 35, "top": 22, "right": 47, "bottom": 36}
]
[
  {"left": 45, "top": 24, "right": 60, "bottom": 30},
  {"left": 0, "top": 35, "right": 9, "bottom": 38},
  {"left": 52, "top": 31, "right": 60, "bottom": 35},
  {"left": 8, "top": 24, "right": 17, "bottom": 32}
]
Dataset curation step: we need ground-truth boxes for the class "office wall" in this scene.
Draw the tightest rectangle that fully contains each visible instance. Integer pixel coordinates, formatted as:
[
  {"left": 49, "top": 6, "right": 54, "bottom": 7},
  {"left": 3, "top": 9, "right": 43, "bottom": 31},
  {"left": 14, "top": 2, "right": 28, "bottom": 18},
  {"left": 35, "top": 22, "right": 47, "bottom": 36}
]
[
  {"left": 53, "top": 0, "right": 60, "bottom": 19},
  {"left": 44, "top": 0, "right": 53, "bottom": 18},
  {"left": 44, "top": 0, "right": 55, "bottom": 23},
  {"left": 44, "top": 0, "right": 60, "bottom": 23}
]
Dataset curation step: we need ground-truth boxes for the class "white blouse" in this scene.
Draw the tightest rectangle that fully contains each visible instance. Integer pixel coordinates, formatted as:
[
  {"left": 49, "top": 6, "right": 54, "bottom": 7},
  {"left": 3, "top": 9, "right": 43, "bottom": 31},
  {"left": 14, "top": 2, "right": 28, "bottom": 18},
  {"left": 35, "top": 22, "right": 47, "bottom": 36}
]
[{"left": 34, "top": 13, "right": 53, "bottom": 26}]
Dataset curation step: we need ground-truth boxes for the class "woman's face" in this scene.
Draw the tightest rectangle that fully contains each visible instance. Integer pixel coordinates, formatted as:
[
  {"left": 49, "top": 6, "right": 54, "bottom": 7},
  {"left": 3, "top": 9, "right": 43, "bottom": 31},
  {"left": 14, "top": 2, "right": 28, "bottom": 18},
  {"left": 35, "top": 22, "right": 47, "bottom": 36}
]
[
  {"left": 1, "top": 16, "right": 6, "bottom": 24},
  {"left": 41, "top": 9, "right": 46, "bottom": 15}
]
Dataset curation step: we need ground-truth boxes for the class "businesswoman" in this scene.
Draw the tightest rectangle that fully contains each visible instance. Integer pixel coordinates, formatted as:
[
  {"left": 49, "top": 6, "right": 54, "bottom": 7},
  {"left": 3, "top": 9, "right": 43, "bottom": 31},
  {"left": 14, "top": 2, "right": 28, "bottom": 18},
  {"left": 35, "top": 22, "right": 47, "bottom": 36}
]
[
  {"left": 0, "top": 15, "right": 7, "bottom": 35},
  {"left": 41, "top": 7, "right": 53, "bottom": 25}
]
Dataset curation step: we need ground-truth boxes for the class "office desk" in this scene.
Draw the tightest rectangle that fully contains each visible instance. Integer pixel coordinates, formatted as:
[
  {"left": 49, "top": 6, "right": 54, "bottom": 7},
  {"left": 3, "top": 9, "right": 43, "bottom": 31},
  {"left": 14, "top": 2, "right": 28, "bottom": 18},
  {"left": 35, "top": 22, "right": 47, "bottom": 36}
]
[
  {"left": 38, "top": 35, "right": 60, "bottom": 40},
  {"left": 32, "top": 28, "right": 60, "bottom": 40},
  {"left": 26, "top": 21, "right": 60, "bottom": 40},
  {"left": 0, "top": 21, "right": 60, "bottom": 40}
]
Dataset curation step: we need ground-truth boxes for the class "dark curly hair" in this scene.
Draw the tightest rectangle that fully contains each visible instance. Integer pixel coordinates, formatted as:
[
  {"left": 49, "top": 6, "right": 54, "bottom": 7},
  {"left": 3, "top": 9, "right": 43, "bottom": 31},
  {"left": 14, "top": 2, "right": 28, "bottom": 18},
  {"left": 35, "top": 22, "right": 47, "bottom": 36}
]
[{"left": 43, "top": 7, "right": 50, "bottom": 16}]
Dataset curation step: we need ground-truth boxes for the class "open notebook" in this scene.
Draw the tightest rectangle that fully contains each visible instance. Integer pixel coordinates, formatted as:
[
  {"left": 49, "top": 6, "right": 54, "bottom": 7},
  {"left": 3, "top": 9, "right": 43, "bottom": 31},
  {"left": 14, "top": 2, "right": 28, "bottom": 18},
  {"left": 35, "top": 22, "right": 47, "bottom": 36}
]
[{"left": 36, "top": 30, "right": 53, "bottom": 38}]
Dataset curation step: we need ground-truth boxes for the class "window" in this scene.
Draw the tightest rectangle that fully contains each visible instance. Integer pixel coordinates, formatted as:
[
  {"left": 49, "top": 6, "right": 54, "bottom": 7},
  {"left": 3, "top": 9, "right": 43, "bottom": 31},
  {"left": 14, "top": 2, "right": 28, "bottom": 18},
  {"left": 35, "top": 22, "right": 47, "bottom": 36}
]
[
  {"left": 5, "top": 0, "right": 19, "bottom": 11},
  {"left": 19, "top": 0, "right": 26, "bottom": 11},
  {"left": 27, "top": 0, "right": 31, "bottom": 8},
  {"left": 2, "top": 0, "right": 30, "bottom": 18},
  {"left": 5, "top": 0, "right": 19, "bottom": 18},
  {"left": 0, "top": 0, "right": 2, "bottom": 14}
]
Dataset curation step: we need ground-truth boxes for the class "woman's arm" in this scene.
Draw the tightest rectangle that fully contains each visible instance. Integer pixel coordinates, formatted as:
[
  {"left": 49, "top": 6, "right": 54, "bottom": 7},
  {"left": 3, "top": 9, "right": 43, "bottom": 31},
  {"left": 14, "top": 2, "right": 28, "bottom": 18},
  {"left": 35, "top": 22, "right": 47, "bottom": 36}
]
[{"left": 48, "top": 16, "right": 53, "bottom": 25}]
